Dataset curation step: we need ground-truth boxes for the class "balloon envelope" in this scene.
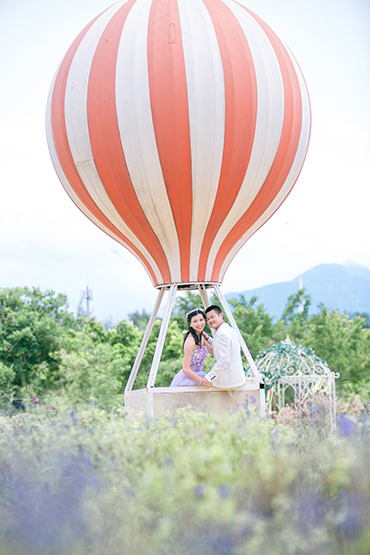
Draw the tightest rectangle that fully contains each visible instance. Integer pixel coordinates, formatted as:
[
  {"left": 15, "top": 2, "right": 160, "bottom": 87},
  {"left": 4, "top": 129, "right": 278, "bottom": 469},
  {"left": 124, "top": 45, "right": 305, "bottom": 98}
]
[{"left": 46, "top": 0, "right": 311, "bottom": 287}]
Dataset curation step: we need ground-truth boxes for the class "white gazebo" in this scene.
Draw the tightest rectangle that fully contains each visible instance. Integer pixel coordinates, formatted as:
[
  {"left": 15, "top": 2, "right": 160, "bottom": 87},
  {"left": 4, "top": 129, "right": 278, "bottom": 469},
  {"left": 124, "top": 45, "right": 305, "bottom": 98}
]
[{"left": 247, "top": 337, "right": 339, "bottom": 433}]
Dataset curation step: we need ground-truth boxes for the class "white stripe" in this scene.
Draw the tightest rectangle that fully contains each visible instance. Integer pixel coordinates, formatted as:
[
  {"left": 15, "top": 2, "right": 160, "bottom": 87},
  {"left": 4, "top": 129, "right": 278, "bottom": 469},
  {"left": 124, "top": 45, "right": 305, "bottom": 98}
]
[
  {"left": 115, "top": 0, "right": 181, "bottom": 283},
  {"left": 46, "top": 96, "right": 160, "bottom": 286},
  {"left": 218, "top": 53, "right": 311, "bottom": 281},
  {"left": 205, "top": 3, "right": 284, "bottom": 279},
  {"left": 46, "top": 9, "right": 163, "bottom": 285},
  {"left": 177, "top": 0, "right": 225, "bottom": 281},
  {"left": 63, "top": 2, "right": 162, "bottom": 280}
]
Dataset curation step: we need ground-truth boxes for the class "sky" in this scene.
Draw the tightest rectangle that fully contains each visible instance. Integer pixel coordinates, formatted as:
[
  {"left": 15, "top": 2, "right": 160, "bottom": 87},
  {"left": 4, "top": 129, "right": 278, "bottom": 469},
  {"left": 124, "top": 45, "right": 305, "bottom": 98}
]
[{"left": 0, "top": 0, "right": 369, "bottom": 325}]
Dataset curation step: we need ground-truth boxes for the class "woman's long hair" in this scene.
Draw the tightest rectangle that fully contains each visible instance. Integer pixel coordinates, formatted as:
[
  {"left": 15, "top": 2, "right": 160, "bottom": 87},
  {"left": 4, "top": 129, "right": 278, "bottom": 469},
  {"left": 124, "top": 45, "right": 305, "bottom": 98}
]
[{"left": 183, "top": 308, "right": 206, "bottom": 348}]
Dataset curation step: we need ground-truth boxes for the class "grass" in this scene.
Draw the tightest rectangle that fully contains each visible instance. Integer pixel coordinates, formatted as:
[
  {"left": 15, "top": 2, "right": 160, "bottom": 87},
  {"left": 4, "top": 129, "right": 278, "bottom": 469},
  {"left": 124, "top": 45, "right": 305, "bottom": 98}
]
[{"left": 0, "top": 399, "right": 370, "bottom": 555}]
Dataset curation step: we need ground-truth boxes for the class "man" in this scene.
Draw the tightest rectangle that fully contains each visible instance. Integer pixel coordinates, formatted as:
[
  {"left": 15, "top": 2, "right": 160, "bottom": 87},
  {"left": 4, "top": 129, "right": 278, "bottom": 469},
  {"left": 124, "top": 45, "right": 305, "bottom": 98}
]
[{"left": 203, "top": 305, "right": 246, "bottom": 389}]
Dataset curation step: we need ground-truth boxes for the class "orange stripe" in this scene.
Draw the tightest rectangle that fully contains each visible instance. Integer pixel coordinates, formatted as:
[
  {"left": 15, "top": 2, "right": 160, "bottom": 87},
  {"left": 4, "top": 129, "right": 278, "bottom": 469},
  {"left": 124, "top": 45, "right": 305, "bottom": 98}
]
[
  {"left": 87, "top": 0, "right": 171, "bottom": 284},
  {"left": 197, "top": 0, "right": 257, "bottom": 281},
  {"left": 147, "top": 0, "right": 192, "bottom": 282},
  {"left": 211, "top": 7, "right": 305, "bottom": 282},
  {"left": 50, "top": 10, "right": 158, "bottom": 285}
]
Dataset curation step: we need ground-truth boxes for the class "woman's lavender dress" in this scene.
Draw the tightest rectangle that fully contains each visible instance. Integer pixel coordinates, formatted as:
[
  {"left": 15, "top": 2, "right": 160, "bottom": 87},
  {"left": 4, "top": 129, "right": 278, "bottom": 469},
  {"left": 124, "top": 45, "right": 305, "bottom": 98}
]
[{"left": 170, "top": 346, "right": 208, "bottom": 387}]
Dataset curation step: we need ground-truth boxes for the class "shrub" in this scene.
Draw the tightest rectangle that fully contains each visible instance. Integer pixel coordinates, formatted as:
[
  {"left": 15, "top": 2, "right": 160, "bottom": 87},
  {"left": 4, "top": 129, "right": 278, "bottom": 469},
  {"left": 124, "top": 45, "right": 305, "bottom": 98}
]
[{"left": 1, "top": 407, "right": 370, "bottom": 554}]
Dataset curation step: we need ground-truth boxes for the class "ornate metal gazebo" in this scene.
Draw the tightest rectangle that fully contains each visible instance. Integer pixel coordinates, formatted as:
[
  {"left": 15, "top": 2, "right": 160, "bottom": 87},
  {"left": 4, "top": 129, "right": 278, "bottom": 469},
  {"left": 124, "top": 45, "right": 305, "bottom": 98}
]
[{"left": 247, "top": 337, "right": 339, "bottom": 433}]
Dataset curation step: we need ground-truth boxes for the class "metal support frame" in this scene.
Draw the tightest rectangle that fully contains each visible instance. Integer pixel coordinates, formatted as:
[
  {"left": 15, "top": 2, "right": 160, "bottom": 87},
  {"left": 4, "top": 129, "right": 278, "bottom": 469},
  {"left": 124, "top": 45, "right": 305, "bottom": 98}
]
[
  {"left": 330, "top": 379, "right": 337, "bottom": 435},
  {"left": 147, "top": 284, "right": 178, "bottom": 388},
  {"left": 197, "top": 284, "right": 215, "bottom": 337},
  {"left": 125, "top": 282, "right": 266, "bottom": 419},
  {"left": 214, "top": 284, "right": 265, "bottom": 418},
  {"left": 198, "top": 284, "right": 211, "bottom": 310},
  {"left": 125, "top": 287, "right": 165, "bottom": 394},
  {"left": 214, "top": 284, "right": 263, "bottom": 384}
]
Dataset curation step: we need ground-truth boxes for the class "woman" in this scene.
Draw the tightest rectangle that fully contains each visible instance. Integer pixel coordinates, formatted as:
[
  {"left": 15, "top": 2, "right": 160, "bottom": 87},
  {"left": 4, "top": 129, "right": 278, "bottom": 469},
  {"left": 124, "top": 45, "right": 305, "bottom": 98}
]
[{"left": 170, "top": 308, "right": 213, "bottom": 387}]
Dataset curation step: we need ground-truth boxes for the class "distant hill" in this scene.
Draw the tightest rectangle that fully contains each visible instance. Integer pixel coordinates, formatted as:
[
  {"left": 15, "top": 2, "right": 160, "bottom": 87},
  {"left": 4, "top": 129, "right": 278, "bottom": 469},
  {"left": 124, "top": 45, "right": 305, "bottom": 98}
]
[{"left": 225, "top": 263, "right": 370, "bottom": 320}]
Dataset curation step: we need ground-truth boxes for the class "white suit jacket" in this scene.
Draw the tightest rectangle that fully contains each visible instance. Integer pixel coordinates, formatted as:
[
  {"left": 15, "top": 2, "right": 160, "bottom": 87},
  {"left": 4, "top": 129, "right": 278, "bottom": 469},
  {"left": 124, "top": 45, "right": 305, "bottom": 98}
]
[{"left": 206, "top": 323, "right": 246, "bottom": 389}]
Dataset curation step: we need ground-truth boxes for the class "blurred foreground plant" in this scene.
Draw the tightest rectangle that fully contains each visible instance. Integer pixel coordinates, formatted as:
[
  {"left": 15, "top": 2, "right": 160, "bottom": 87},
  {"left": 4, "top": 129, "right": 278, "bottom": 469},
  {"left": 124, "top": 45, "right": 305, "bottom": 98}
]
[
  {"left": 1, "top": 406, "right": 370, "bottom": 555},
  {"left": 269, "top": 391, "right": 367, "bottom": 438}
]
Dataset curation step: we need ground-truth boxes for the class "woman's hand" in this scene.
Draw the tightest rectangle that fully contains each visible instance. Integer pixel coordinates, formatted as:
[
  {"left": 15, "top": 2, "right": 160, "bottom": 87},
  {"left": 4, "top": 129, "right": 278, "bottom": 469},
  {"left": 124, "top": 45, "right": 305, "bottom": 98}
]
[{"left": 199, "top": 377, "right": 210, "bottom": 387}]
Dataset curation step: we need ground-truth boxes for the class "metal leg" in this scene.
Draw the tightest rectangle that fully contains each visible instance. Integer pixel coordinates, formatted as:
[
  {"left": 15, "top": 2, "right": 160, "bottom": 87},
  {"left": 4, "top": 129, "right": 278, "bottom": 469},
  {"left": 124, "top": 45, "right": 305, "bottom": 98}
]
[
  {"left": 198, "top": 284, "right": 216, "bottom": 337},
  {"left": 125, "top": 287, "right": 165, "bottom": 394},
  {"left": 259, "top": 387, "right": 266, "bottom": 419},
  {"left": 198, "top": 284, "right": 211, "bottom": 310},
  {"left": 214, "top": 284, "right": 262, "bottom": 380},
  {"left": 147, "top": 284, "right": 178, "bottom": 388},
  {"left": 331, "top": 379, "right": 337, "bottom": 436},
  {"left": 214, "top": 284, "right": 266, "bottom": 417}
]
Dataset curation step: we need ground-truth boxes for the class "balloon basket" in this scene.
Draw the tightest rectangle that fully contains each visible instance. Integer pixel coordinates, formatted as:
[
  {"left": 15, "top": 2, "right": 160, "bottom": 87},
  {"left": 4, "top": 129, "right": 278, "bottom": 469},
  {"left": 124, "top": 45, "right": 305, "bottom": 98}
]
[
  {"left": 125, "top": 384, "right": 261, "bottom": 420},
  {"left": 124, "top": 283, "right": 265, "bottom": 419}
]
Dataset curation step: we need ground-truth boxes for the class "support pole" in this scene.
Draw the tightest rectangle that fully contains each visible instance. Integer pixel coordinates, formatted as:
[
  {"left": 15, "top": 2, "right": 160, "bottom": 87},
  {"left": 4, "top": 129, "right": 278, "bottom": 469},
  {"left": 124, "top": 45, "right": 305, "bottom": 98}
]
[
  {"left": 214, "top": 284, "right": 265, "bottom": 417},
  {"left": 198, "top": 284, "right": 211, "bottom": 309},
  {"left": 330, "top": 378, "right": 337, "bottom": 436},
  {"left": 147, "top": 284, "right": 178, "bottom": 389},
  {"left": 198, "top": 284, "right": 215, "bottom": 336},
  {"left": 125, "top": 287, "right": 165, "bottom": 394},
  {"left": 214, "top": 284, "right": 263, "bottom": 381}
]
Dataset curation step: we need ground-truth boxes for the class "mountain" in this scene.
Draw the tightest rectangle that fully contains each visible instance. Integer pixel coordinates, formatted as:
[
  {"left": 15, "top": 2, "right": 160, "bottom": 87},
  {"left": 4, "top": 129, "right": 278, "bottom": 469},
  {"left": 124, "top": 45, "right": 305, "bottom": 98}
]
[{"left": 225, "top": 263, "right": 370, "bottom": 320}]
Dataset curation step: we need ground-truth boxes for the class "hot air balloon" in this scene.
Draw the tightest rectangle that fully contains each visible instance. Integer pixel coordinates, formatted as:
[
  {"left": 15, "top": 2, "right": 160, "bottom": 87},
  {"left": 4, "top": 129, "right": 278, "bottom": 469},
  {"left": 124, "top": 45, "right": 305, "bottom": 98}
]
[{"left": 46, "top": 0, "right": 310, "bottom": 417}]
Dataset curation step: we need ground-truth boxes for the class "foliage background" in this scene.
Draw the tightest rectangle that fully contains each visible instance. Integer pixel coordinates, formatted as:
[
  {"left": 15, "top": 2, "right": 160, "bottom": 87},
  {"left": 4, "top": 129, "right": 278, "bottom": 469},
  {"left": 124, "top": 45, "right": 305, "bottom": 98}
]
[
  {"left": 1, "top": 287, "right": 370, "bottom": 554},
  {"left": 0, "top": 286, "right": 369, "bottom": 410}
]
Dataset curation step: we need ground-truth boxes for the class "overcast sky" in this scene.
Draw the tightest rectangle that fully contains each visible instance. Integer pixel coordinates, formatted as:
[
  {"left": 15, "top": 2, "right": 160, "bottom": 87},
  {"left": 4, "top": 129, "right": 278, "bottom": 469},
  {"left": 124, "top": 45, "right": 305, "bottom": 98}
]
[{"left": 0, "top": 0, "right": 369, "bottom": 324}]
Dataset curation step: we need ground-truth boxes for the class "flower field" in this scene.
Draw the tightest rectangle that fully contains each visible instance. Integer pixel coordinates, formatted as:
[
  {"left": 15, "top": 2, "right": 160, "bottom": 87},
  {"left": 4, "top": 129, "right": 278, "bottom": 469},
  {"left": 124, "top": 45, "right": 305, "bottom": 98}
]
[{"left": 1, "top": 399, "right": 370, "bottom": 555}]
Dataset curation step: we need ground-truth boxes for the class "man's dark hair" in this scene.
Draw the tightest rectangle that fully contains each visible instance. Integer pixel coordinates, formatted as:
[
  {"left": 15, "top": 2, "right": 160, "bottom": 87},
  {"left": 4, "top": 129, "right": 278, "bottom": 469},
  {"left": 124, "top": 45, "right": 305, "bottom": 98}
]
[{"left": 205, "top": 305, "right": 222, "bottom": 316}]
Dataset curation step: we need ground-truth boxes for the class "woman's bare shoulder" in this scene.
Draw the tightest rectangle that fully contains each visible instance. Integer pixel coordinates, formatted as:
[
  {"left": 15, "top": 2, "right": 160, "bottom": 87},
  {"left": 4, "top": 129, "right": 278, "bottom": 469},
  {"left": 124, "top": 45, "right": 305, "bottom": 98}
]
[{"left": 184, "top": 334, "right": 196, "bottom": 350}]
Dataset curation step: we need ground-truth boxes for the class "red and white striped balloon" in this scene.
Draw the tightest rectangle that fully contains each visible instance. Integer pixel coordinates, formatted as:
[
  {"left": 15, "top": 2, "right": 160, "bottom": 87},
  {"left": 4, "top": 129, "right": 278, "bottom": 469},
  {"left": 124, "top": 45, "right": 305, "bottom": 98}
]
[{"left": 46, "top": 0, "right": 311, "bottom": 287}]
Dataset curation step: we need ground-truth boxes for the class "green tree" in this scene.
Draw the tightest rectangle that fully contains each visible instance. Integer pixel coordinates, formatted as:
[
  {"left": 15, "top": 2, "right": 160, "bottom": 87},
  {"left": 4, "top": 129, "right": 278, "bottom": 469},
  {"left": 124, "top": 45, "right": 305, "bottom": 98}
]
[
  {"left": 228, "top": 295, "right": 274, "bottom": 358},
  {"left": 0, "top": 287, "right": 75, "bottom": 394},
  {"left": 345, "top": 312, "right": 370, "bottom": 329},
  {"left": 56, "top": 318, "right": 143, "bottom": 401},
  {"left": 133, "top": 320, "right": 184, "bottom": 389},
  {"left": 0, "top": 361, "right": 16, "bottom": 407},
  {"left": 274, "top": 288, "right": 311, "bottom": 344},
  {"left": 305, "top": 305, "right": 370, "bottom": 396},
  {"left": 128, "top": 309, "right": 151, "bottom": 332},
  {"left": 57, "top": 327, "right": 133, "bottom": 408},
  {"left": 57, "top": 316, "right": 183, "bottom": 395}
]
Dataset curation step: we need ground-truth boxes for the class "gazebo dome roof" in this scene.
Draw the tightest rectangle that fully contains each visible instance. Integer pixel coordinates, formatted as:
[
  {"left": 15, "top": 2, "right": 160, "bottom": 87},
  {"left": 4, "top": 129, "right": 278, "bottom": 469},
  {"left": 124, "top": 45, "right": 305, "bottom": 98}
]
[{"left": 247, "top": 337, "right": 339, "bottom": 389}]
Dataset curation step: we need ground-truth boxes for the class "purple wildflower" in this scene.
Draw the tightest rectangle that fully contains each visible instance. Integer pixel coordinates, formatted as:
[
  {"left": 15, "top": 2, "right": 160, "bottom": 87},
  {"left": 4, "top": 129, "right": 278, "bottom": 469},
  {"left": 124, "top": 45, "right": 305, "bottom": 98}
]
[{"left": 338, "top": 415, "right": 357, "bottom": 437}]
